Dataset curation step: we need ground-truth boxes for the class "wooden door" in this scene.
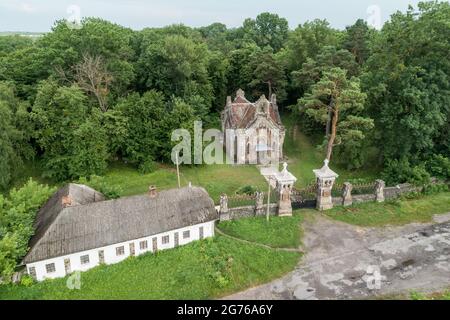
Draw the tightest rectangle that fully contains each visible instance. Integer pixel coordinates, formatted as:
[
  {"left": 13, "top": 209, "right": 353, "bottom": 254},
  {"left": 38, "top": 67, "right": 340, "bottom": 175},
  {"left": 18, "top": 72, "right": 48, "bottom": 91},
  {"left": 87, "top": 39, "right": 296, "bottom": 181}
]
[
  {"left": 199, "top": 226, "right": 204, "bottom": 240},
  {"left": 129, "top": 243, "right": 135, "bottom": 256},
  {"left": 174, "top": 232, "right": 179, "bottom": 247},
  {"left": 152, "top": 237, "right": 158, "bottom": 252},
  {"left": 64, "top": 258, "right": 71, "bottom": 275}
]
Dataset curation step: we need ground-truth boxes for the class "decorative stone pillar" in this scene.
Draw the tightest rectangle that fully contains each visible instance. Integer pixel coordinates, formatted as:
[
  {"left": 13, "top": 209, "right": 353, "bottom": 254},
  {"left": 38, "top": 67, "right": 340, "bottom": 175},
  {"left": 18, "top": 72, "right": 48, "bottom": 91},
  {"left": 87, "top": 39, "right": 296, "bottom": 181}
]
[
  {"left": 342, "top": 182, "right": 353, "bottom": 207},
  {"left": 313, "top": 159, "right": 339, "bottom": 211},
  {"left": 219, "top": 193, "right": 230, "bottom": 221},
  {"left": 275, "top": 163, "right": 297, "bottom": 216},
  {"left": 255, "top": 191, "right": 264, "bottom": 216},
  {"left": 375, "top": 180, "right": 385, "bottom": 202}
]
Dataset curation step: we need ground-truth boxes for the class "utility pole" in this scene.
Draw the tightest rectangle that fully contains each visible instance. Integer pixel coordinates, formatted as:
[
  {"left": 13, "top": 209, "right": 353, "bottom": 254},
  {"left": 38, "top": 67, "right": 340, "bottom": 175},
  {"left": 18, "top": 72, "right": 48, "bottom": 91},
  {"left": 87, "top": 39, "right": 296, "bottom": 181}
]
[
  {"left": 266, "top": 179, "right": 271, "bottom": 222},
  {"left": 176, "top": 153, "right": 181, "bottom": 188}
]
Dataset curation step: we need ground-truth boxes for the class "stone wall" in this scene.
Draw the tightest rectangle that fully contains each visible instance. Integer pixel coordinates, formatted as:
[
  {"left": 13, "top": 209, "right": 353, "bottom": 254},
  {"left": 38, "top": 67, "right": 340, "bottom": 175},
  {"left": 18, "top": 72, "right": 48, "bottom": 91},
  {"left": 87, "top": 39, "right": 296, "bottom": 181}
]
[
  {"left": 332, "top": 182, "right": 423, "bottom": 208},
  {"left": 384, "top": 184, "right": 421, "bottom": 199},
  {"left": 220, "top": 204, "right": 278, "bottom": 221}
]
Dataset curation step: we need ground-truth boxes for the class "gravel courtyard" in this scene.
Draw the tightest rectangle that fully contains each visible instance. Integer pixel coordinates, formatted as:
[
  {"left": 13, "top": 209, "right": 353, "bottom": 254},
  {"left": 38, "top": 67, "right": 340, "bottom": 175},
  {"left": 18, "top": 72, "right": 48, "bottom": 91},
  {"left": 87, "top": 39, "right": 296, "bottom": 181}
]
[{"left": 225, "top": 213, "right": 450, "bottom": 300}]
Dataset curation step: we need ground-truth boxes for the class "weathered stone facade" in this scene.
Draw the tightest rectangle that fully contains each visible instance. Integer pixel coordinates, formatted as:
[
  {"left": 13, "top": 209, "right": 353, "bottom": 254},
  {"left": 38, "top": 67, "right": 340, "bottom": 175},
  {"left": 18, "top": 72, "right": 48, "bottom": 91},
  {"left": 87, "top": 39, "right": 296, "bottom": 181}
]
[{"left": 221, "top": 89, "right": 285, "bottom": 165}]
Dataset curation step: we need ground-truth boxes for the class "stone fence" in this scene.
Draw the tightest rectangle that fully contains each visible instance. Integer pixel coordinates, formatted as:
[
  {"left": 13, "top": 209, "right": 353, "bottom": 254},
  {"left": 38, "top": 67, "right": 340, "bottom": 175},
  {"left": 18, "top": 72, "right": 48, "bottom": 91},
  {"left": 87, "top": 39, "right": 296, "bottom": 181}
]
[
  {"left": 332, "top": 181, "right": 422, "bottom": 207},
  {"left": 219, "top": 203, "right": 278, "bottom": 221},
  {"left": 218, "top": 180, "right": 431, "bottom": 221}
]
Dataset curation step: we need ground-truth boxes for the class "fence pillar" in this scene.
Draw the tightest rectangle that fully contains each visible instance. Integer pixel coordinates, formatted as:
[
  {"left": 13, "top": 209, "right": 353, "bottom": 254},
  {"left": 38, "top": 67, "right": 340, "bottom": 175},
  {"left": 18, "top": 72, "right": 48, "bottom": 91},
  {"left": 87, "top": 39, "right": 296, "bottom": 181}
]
[
  {"left": 375, "top": 180, "right": 385, "bottom": 202},
  {"left": 275, "top": 163, "right": 297, "bottom": 216},
  {"left": 313, "top": 159, "right": 339, "bottom": 211},
  {"left": 219, "top": 193, "right": 230, "bottom": 221},
  {"left": 342, "top": 182, "right": 353, "bottom": 207},
  {"left": 255, "top": 191, "right": 264, "bottom": 216}
]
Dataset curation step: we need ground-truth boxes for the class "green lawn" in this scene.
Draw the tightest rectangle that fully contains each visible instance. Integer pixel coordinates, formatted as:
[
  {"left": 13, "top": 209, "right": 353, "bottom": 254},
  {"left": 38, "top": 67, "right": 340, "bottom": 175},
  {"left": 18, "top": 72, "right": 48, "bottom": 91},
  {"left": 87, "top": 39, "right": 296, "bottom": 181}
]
[
  {"left": 217, "top": 213, "right": 303, "bottom": 248},
  {"left": 317, "top": 192, "right": 450, "bottom": 227},
  {"left": 103, "top": 162, "right": 268, "bottom": 203},
  {"left": 8, "top": 113, "right": 379, "bottom": 201},
  {"left": 0, "top": 236, "right": 300, "bottom": 300},
  {"left": 282, "top": 114, "right": 378, "bottom": 188},
  {"left": 410, "top": 290, "right": 450, "bottom": 300}
]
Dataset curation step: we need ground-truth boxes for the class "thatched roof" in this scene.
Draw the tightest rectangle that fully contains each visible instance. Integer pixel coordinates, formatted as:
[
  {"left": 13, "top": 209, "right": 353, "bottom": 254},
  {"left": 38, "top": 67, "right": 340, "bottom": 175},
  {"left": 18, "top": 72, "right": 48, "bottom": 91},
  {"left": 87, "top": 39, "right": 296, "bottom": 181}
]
[{"left": 23, "top": 185, "right": 217, "bottom": 264}]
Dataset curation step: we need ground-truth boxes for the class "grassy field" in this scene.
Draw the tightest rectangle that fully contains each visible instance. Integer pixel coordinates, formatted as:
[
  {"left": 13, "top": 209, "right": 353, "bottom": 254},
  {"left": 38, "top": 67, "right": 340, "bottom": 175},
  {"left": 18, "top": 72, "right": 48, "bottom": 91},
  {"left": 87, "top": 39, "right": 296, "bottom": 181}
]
[
  {"left": 410, "top": 289, "right": 450, "bottom": 300},
  {"left": 0, "top": 235, "right": 300, "bottom": 300},
  {"left": 8, "top": 112, "right": 379, "bottom": 200},
  {"left": 217, "top": 213, "right": 303, "bottom": 248},
  {"left": 317, "top": 192, "right": 450, "bottom": 227},
  {"left": 102, "top": 162, "right": 268, "bottom": 203}
]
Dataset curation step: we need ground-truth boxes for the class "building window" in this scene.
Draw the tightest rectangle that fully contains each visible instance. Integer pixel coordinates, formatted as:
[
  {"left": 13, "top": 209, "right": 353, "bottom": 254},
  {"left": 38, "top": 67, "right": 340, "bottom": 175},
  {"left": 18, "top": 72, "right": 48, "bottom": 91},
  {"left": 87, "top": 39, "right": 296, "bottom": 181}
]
[
  {"left": 162, "top": 235, "right": 170, "bottom": 244},
  {"left": 183, "top": 230, "right": 190, "bottom": 239},
  {"left": 140, "top": 240, "right": 148, "bottom": 250},
  {"left": 28, "top": 266, "right": 37, "bottom": 279},
  {"left": 80, "top": 254, "right": 90, "bottom": 265},
  {"left": 116, "top": 246, "right": 125, "bottom": 256},
  {"left": 46, "top": 263, "right": 56, "bottom": 273}
]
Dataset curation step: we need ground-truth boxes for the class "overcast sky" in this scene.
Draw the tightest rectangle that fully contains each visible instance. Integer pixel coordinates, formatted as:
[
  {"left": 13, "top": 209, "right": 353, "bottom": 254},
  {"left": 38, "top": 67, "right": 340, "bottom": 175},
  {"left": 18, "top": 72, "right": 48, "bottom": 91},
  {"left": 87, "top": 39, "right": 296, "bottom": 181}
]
[{"left": 0, "top": 0, "right": 424, "bottom": 32}]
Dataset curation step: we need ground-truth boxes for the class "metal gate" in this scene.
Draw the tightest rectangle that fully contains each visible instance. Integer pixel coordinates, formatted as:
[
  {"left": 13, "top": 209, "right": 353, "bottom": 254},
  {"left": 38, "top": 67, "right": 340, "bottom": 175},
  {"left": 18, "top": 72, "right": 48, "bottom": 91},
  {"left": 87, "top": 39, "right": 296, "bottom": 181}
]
[{"left": 291, "top": 181, "right": 318, "bottom": 209}]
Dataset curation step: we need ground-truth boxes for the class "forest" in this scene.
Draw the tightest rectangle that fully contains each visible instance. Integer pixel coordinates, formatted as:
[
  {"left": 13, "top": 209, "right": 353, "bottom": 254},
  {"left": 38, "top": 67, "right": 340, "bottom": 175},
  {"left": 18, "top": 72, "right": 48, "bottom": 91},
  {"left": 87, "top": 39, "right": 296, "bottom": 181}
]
[
  {"left": 0, "top": 1, "right": 449, "bottom": 279},
  {"left": 1, "top": 1, "right": 449, "bottom": 190}
]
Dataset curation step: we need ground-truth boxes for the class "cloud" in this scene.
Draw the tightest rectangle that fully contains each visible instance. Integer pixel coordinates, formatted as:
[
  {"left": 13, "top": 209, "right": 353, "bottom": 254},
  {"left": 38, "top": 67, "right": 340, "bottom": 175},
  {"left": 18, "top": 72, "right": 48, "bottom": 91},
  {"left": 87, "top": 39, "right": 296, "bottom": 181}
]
[
  {"left": 19, "top": 3, "right": 36, "bottom": 13},
  {"left": 0, "top": 1, "right": 37, "bottom": 13}
]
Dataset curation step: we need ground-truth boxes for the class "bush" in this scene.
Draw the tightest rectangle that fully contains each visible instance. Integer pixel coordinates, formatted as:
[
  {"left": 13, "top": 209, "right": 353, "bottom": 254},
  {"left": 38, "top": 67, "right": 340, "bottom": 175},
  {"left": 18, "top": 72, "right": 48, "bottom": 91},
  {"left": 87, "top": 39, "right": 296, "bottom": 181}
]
[
  {"left": 0, "top": 179, "right": 55, "bottom": 279},
  {"left": 138, "top": 159, "right": 157, "bottom": 175},
  {"left": 409, "top": 165, "right": 431, "bottom": 186},
  {"left": 77, "top": 175, "right": 122, "bottom": 199},
  {"left": 382, "top": 158, "right": 430, "bottom": 186},
  {"left": 426, "top": 155, "right": 450, "bottom": 180},
  {"left": 20, "top": 275, "right": 34, "bottom": 287},
  {"left": 422, "top": 183, "right": 449, "bottom": 196},
  {"left": 235, "top": 185, "right": 259, "bottom": 195}
]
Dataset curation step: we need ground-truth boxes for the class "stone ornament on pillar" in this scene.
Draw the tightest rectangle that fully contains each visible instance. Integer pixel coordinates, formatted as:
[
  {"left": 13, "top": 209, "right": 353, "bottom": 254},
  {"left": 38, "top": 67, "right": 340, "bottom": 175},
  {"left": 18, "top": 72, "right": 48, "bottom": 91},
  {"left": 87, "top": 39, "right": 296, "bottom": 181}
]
[
  {"left": 375, "top": 180, "right": 385, "bottom": 202},
  {"left": 275, "top": 162, "right": 297, "bottom": 216},
  {"left": 342, "top": 182, "right": 353, "bottom": 207},
  {"left": 313, "top": 159, "right": 339, "bottom": 211}
]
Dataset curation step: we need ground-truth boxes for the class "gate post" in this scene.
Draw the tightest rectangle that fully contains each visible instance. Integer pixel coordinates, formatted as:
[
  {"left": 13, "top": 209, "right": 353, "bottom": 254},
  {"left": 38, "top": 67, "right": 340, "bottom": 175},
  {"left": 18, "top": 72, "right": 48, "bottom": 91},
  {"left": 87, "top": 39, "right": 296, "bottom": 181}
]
[
  {"left": 219, "top": 193, "right": 230, "bottom": 221},
  {"left": 313, "top": 159, "right": 339, "bottom": 211},
  {"left": 375, "top": 180, "right": 385, "bottom": 203},
  {"left": 255, "top": 191, "right": 264, "bottom": 216},
  {"left": 275, "top": 163, "right": 297, "bottom": 216},
  {"left": 342, "top": 182, "right": 353, "bottom": 207}
]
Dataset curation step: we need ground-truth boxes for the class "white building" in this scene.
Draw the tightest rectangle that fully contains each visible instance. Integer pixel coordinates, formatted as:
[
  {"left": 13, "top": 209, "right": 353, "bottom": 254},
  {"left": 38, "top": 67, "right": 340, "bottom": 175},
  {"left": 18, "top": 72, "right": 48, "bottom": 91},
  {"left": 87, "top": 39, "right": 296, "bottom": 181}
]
[{"left": 22, "top": 184, "right": 217, "bottom": 281}]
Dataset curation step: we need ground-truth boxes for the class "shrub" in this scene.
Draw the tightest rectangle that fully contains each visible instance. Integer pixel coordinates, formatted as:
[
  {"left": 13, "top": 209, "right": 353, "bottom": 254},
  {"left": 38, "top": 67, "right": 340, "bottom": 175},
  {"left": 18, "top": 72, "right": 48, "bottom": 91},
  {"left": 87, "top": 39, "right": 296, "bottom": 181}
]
[
  {"left": 235, "top": 185, "right": 259, "bottom": 195},
  {"left": 426, "top": 155, "right": 450, "bottom": 180},
  {"left": 382, "top": 158, "right": 430, "bottom": 186},
  {"left": 20, "top": 275, "right": 34, "bottom": 287},
  {"left": 409, "top": 165, "right": 431, "bottom": 186},
  {"left": 138, "top": 159, "right": 157, "bottom": 175},
  {"left": 399, "top": 191, "right": 422, "bottom": 201},
  {"left": 422, "top": 183, "right": 449, "bottom": 196},
  {"left": 0, "top": 179, "right": 55, "bottom": 279}
]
